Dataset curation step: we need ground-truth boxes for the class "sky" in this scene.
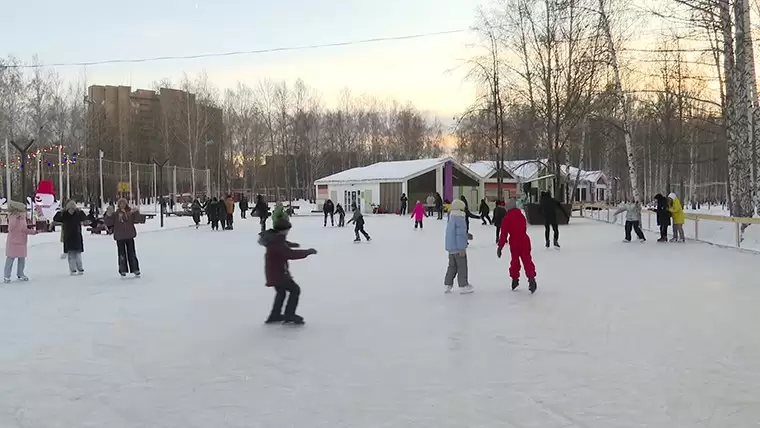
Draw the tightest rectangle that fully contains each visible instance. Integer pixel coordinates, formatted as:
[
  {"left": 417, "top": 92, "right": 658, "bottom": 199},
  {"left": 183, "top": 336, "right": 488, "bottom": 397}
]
[{"left": 3, "top": 0, "right": 483, "bottom": 124}]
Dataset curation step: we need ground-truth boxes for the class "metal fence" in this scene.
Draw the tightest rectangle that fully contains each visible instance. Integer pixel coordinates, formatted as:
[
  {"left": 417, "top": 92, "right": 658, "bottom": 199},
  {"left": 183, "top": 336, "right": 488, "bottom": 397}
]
[{"left": 1, "top": 144, "right": 212, "bottom": 204}]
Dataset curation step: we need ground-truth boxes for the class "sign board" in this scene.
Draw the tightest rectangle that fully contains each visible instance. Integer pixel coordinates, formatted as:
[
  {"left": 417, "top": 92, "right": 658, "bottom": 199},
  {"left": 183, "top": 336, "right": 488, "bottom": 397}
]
[{"left": 117, "top": 182, "right": 130, "bottom": 192}]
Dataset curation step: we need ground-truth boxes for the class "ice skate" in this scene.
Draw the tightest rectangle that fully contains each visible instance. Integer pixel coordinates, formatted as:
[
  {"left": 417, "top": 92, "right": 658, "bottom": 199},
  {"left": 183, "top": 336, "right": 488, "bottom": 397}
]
[
  {"left": 657, "top": 237, "right": 668, "bottom": 243},
  {"left": 353, "top": 237, "right": 361, "bottom": 242},
  {"left": 77, "top": 270, "right": 84, "bottom": 275},
  {"left": 459, "top": 284, "right": 474, "bottom": 294},
  {"left": 622, "top": 239, "right": 631, "bottom": 243},
  {"left": 17, "top": 275, "right": 28, "bottom": 282},
  {"left": 283, "top": 314, "right": 305, "bottom": 325},
  {"left": 545, "top": 241, "right": 550, "bottom": 249},
  {"left": 3, "top": 278, "right": 10, "bottom": 283},
  {"left": 528, "top": 277, "right": 537, "bottom": 294},
  {"left": 511, "top": 278, "right": 519, "bottom": 290},
  {"left": 264, "top": 314, "right": 285, "bottom": 324},
  {"left": 444, "top": 285, "right": 453, "bottom": 293},
  {"left": 670, "top": 237, "right": 678, "bottom": 243},
  {"left": 70, "top": 271, "right": 78, "bottom": 276},
  {"left": 639, "top": 238, "right": 646, "bottom": 243},
  {"left": 134, "top": 271, "right": 141, "bottom": 277},
  {"left": 553, "top": 240, "right": 560, "bottom": 249}
]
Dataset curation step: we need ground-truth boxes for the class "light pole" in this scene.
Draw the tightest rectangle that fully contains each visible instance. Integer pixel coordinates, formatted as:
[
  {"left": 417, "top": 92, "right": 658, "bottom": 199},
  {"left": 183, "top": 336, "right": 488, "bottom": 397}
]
[
  {"left": 153, "top": 158, "right": 169, "bottom": 228},
  {"left": 83, "top": 95, "right": 96, "bottom": 200},
  {"left": 9, "top": 138, "right": 36, "bottom": 209}
]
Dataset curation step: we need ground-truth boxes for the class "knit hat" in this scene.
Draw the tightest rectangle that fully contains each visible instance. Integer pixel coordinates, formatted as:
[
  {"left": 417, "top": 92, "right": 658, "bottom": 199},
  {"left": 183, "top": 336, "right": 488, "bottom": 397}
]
[
  {"left": 273, "top": 217, "right": 292, "bottom": 231},
  {"left": 6, "top": 200, "right": 25, "bottom": 213},
  {"left": 66, "top": 200, "right": 77, "bottom": 211},
  {"left": 668, "top": 192, "right": 677, "bottom": 199},
  {"left": 450, "top": 199, "right": 465, "bottom": 212},
  {"left": 504, "top": 199, "right": 517, "bottom": 211}
]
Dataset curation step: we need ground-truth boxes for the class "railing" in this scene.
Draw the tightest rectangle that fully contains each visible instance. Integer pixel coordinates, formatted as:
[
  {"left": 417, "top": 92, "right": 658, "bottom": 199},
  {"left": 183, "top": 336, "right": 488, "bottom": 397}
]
[{"left": 574, "top": 203, "right": 760, "bottom": 252}]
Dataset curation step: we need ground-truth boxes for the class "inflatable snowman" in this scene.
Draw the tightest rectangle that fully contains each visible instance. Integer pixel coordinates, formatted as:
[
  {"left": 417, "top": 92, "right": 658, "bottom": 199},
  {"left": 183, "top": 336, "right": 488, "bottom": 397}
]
[{"left": 33, "top": 181, "right": 59, "bottom": 223}]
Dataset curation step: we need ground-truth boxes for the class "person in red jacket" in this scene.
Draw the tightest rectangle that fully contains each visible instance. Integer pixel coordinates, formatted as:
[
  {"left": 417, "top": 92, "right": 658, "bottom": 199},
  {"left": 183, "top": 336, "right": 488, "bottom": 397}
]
[
  {"left": 258, "top": 217, "right": 317, "bottom": 324},
  {"left": 497, "top": 199, "right": 537, "bottom": 293}
]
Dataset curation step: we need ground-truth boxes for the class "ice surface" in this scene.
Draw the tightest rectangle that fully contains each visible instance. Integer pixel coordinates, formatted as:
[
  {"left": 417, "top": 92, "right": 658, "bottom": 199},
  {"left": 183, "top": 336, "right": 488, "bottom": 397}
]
[{"left": 1, "top": 213, "right": 759, "bottom": 427}]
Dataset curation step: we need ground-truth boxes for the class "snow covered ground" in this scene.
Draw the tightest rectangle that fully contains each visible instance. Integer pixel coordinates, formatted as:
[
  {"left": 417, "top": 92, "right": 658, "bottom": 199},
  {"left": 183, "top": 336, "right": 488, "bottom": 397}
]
[{"left": 1, "top": 214, "right": 759, "bottom": 427}]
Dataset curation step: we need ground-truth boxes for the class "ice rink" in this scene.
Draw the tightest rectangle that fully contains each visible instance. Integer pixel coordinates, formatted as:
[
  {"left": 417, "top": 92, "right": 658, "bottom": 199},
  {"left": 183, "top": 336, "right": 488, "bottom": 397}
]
[{"left": 1, "top": 212, "right": 759, "bottom": 427}]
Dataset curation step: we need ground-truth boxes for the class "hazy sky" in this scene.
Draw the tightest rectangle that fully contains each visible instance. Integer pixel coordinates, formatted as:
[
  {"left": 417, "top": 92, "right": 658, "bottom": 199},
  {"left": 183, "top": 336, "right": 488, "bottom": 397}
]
[{"left": 4, "top": 0, "right": 482, "bottom": 121}]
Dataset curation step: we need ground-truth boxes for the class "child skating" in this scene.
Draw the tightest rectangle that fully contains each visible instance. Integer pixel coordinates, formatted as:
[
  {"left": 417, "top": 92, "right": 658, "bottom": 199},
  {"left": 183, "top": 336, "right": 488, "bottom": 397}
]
[
  {"left": 444, "top": 199, "right": 473, "bottom": 294},
  {"left": 347, "top": 204, "right": 371, "bottom": 242},
  {"left": 497, "top": 199, "right": 537, "bottom": 293},
  {"left": 411, "top": 200, "right": 425, "bottom": 229},
  {"left": 335, "top": 203, "right": 346, "bottom": 227},
  {"left": 258, "top": 217, "right": 317, "bottom": 325},
  {"left": 53, "top": 201, "right": 87, "bottom": 275},
  {"left": 4, "top": 201, "right": 37, "bottom": 282}
]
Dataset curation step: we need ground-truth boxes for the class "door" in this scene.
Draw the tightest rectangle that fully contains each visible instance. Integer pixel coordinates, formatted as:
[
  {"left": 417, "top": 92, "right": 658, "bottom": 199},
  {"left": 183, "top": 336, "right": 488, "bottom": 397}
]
[{"left": 364, "top": 189, "right": 372, "bottom": 213}]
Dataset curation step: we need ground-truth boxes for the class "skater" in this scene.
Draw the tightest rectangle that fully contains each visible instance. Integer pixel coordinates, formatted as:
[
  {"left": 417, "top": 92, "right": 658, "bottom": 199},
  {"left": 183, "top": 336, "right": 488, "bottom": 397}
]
[
  {"left": 4, "top": 200, "right": 37, "bottom": 282},
  {"left": 106, "top": 198, "right": 141, "bottom": 277},
  {"left": 492, "top": 200, "right": 507, "bottom": 244},
  {"left": 335, "top": 203, "right": 346, "bottom": 227},
  {"left": 459, "top": 195, "right": 480, "bottom": 235},
  {"left": 239, "top": 195, "right": 249, "bottom": 219},
  {"left": 207, "top": 197, "right": 220, "bottom": 230},
  {"left": 104, "top": 202, "right": 115, "bottom": 234},
  {"left": 435, "top": 192, "right": 444, "bottom": 220},
  {"left": 323, "top": 199, "right": 335, "bottom": 226},
  {"left": 54, "top": 200, "right": 87, "bottom": 275},
  {"left": 252, "top": 194, "right": 269, "bottom": 233},
  {"left": 271, "top": 201, "right": 288, "bottom": 226},
  {"left": 479, "top": 198, "right": 492, "bottom": 225},
  {"left": 614, "top": 201, "right": 646, "bottom": 242},
  {"left": 191, "top": 198, "right": 202, "bottom": 228},
  {"left": 411, "top": 200, "right": 425, "bottom": 229},
  {"left": 426, "top": 193, "right": 436, "bottom": 217},
  {"left": 347, "top": 204, "right": 371, "bottom": 242},
  {"left": 540, "top": 191, "right": 568, "bottom": 248},
  {"left": 444, "top": 199, "right": 473, "bottom": 294},
  {"left": 497, "top": 199, "right": 537, "bottom": 293},
  {"left": 224, "top": 195, "right": 235, "bottom": 230},
  {"left": 400, "top": 193, "right": 408, "bottom": 215},
  {"left": 259, "top": 217, "right": 317, "bottom": 325},
  {"left": 668, "top": 192, "right": 685, "bottom": 242},
  {"left": 653, "top": 194, "right": 671, "bottom": 242}
]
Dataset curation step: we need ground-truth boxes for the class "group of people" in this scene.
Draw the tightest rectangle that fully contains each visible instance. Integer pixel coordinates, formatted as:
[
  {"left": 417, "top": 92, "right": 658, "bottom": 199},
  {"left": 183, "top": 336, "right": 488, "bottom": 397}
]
[
  {"left": 321, "top": 199, "right": 371, "bottom": 241},
  {"left": 400, "top": 192, "right": 444, "bottom": 220},
  {"left": 4, "top": 198, "right": 143, "bottom": 282}
]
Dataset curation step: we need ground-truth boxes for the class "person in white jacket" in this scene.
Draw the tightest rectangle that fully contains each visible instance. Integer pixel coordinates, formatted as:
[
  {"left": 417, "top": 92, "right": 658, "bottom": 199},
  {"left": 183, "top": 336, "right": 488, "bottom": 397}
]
[{"left": 614, "top": 201, "right": 646, "bottom": 243}]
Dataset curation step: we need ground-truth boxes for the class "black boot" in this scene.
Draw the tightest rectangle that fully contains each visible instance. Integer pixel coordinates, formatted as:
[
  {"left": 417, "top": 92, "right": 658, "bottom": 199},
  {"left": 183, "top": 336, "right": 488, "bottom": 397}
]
[
  {"left": 545, "top": 241, "right": 550, "bottom": 248},
  {"left": 528, "top": 277, "right": 537, "bottom": 294},
  {"left": 265, "top": 314, "right": 285, "bottom": 324},
  {"left": 283, "top": 314, "right": 305, "bottom": 325},
  {"left": 511, "top": 278, "right": 519, "bottom": 290},
  {"left": 553, "top": 240, "right": 560, "bottom": 248}
]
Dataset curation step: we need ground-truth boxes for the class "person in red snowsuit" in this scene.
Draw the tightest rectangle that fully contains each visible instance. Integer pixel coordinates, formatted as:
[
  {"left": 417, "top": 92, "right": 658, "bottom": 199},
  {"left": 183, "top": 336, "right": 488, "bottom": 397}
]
[{"left": 497, "top": 199, "right": 537, "bottom": 293}]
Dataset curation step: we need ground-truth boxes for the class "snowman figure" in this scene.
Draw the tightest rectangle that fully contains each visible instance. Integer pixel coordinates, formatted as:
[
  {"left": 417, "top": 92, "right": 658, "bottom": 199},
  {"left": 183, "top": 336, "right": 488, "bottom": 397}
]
[{"left": 32, "top": 181, "right": 59, "bottom": 224}]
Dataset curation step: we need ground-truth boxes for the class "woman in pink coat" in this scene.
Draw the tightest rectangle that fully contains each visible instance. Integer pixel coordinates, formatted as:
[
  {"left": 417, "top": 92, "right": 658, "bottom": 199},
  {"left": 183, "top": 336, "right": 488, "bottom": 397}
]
[
  {"left": 411, "top": 200, "right": 425, "bottom": 229},
  {"left": 5, "top": 200, "right": 37, "bottom": 282}
]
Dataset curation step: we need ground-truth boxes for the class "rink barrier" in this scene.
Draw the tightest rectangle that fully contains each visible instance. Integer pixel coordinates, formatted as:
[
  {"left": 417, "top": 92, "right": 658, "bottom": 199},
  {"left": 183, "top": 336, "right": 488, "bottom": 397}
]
[{"left": 573, "top": 203, "right": 760, "bottom": 250}]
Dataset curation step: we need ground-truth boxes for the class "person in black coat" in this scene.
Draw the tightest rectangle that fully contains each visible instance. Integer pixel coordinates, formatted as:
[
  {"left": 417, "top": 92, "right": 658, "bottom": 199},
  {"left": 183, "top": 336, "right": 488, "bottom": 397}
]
[
  {"left": 335, "top": 203, "right": 346, "bottom": 227},
  {"left": 435, "top": 192, "right": 444, "bottom": 219},
  {"left": 479, "top": 199, "right": 492, "bottom": 225},
  {"left": 400, "top": 193, "right": 408, "bottom": 215},
  {"left": 492, "top": 200, "right": 507, "bottom": 244},
  {"left": 459, "top": 195, "right": 480, "bottom": 233},
  {"left": 239, "top": 196, "right": 249, "bottom": 219},
  {"left": 191, "top": 199, "right": 202, "bottom": 228},
  {"left": 53, "top": 201, "right": 87, "bottom": 275},
  {"left": 540, "top": 191, "right": 569, "bottom": 248},
  {"left": 252, "top": 194, "right": 270, "bottom": 233},
  {"left": 653, "top": 193, "right": 671, "bottom": 242},
  {"left": 323, "top": 199, "right": 335, "bottom": 227},
  {"left": 207, "top": 197, "right": 220, "bottom": 230}
]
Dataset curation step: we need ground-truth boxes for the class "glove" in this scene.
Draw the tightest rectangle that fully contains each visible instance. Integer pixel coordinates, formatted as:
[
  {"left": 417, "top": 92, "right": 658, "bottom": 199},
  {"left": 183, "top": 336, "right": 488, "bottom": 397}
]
[{"left": 497, "top": 247, "right": 502, "bottom": 258}]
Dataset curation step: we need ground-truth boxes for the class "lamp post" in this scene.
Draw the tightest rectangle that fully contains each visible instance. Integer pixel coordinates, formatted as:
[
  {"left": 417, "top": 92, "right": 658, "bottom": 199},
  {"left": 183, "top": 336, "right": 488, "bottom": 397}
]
[
  {"left": 9, "top": 138, "right": 36, "bottom": 208},
  {"left": 153, "top": 157, "right": 169, "bottom": 228}
]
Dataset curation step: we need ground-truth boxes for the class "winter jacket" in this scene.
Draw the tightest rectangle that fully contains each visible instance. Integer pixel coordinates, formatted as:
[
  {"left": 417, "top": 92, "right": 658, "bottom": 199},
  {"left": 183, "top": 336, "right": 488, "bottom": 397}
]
[
  {"left": 668, "top": 194, "right": 685, "bottom": 225},
  {"left": 539, "top": 192, "right": 567, "bottom": 223},
  {"left": 498, "top": 205, "right": 531, "bottom": 251},
  {"left": 106, "top": 208, "right": 139, "bottom": 241},
  {"left": 347, "top": 208, "right": 364, "bottom": 227},
  {"left": 206, "top": 201, "right": 219, "bottom": 221},
  {"left": 400, "top": 194, "right": 408, "bottom": 207},
  {"left": 54, "top": 209, "right": 87, "bottom": 253},
  {"left": 411, "top": 202, "right": 425, "bottom": 221},
  {"left": 614, "top": 203, "right": 642, "bottom": 222},
  {"left": 191, "top": 200, "right": 202, "bottom": 214},
  {"left": 271, "top": 202, "right": 287, "bottom": 225},
  {"left": 335, "top": 204, "right": 345, "bottom": 217},
  {"left": 253, "top": 198, "right": 269, "bottom": 219},
  {"left": 445, "top": 200, "right": 468, "bottom": 253},
  {"left": 479, "top": 200, "right": 490, "bottom": 216},
  {"left": 239, "top": 198, "right": 249, "bottom": 211},
  {"left": 224, "top": 198, "right": 235, "bottom": 214},
  {"left": 426, "top": 195, "right": 435, "bottom": 207},
  {"left": 653, "top": 194, "right": 671, "bottom": 226},
  {"left": 258, "top": 229, "right": 312, "bottom": 287},
  {"left": 493, "top": 204, "right": 507, "bottom": 228},
  {"left": 434, "top": 193, "right": 443, "bottom": 209},
  {"left": 6, "top": 214, "right": 36, "bottom": 258},
  {"left": 323, "top": 200, "right": 335, "bottom": 214}
]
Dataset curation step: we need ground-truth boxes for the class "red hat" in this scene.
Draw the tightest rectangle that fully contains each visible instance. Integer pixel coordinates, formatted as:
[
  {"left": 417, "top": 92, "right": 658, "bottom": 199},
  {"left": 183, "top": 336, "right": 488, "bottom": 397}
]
[{"left": 36, "top": 180, "right": 55, "bottom": 195}]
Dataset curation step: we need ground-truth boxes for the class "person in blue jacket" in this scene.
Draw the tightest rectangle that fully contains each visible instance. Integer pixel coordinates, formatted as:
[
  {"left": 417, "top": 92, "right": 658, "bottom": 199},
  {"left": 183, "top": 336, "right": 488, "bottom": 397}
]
[{"left": 444, "top": 199, "right": 473, "bottom": 294}]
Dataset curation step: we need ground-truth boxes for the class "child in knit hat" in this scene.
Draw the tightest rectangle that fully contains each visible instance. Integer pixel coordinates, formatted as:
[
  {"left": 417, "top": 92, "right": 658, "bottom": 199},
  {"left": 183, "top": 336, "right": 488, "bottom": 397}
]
[{"left": 444, "top": 199, "right": 473, "bottom": 294}]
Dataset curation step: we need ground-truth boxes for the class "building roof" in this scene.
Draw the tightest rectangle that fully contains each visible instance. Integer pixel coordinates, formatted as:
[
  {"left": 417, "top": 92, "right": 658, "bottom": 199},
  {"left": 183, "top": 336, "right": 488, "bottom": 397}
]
[
  {"left": 559, "top": 165, "right": 606, "bottom": 183},
  {"left": 465, "top": 160, "right": 545, "bottom": 181},
  {"left": 315, "top": 157, "right": 479, "bottom": 184}
]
